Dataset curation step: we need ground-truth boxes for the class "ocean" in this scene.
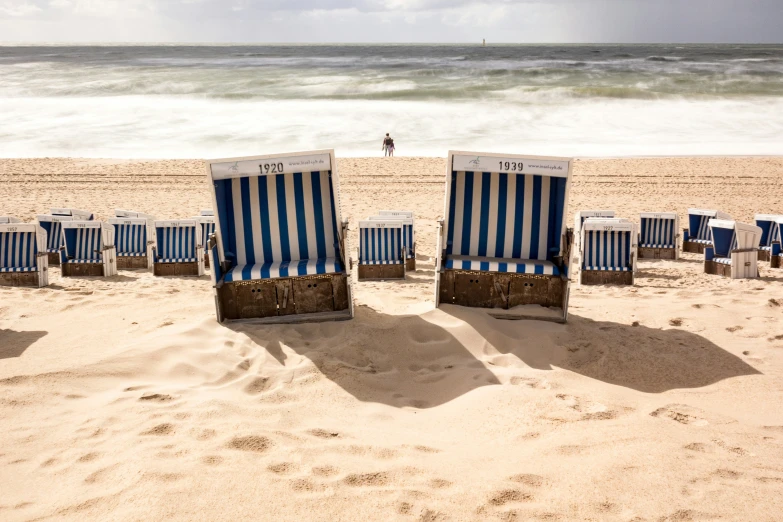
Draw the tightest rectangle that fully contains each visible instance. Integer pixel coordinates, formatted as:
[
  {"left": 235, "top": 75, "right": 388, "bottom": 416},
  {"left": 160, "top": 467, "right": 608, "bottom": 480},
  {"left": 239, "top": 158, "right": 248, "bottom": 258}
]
[{"left": 1, "top": 44, "right": 782, "bottom": 158}]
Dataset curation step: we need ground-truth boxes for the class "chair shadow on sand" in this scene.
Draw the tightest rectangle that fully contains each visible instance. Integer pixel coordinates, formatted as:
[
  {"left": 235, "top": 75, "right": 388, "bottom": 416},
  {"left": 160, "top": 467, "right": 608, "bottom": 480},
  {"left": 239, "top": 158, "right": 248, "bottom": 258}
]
[
  {"left": 225, "top": 303, "right": 760, "bottom": 408},
  {"left": 0, "top": 330, "right": 47, "bottom": 359}
]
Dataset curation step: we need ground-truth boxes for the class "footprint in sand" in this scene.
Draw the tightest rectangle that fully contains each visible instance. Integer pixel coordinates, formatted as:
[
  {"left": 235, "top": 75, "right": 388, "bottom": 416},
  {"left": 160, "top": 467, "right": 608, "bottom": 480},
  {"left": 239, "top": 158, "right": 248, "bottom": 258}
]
[
  {"left": 202, "top": 456, "right": 223, "bottom": 466},
  {"left": 141, "top": 423, "right": 175, "bottom": 436},
  {"left": 226, "top": 435, "right": 272, "bottom": 453},
  {"left": 343, "top": 472, "right": 390, "bottom": 487},
  {"left": 312, "top": 465, "right": 339, "bottom": 477},
  {"left": 307, "top": 428, "right": 340, "bottom": 439},
  {"left": 487, "top": 489, "right": 533, "bottom": 506},
  {"left": 138, "top": 393, "right": 174, "bottom": 402},
  {"left": 508, "top": 474, "right": 545, "bottom": 488}
]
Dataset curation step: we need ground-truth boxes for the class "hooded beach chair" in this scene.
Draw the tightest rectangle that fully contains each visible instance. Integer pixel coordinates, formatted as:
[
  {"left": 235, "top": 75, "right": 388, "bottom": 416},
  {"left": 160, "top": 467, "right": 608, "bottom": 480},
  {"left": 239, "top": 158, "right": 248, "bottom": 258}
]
[
  {"left": 579, "top": 218, "right": 637, "bottom": 285},
  {"left": 60, "top": 221, "right": 117, "bottom": 277},
  {"left": 769, "top": 217, "right": 783, "bottom": 269},
  {"left": 682, "top": 208, "right": 731, "bottom": 254},
  {"left": 0, "top": 221, "right": 49, "bottom": 287},
  {"left": 108, "top": 210, "right": 156, "bottom": 270},
  {"left": 191, "top": 214, "right": 216, "bottom": 269},
  {"left": 376, "top": 210, "right": 416, "bottom": 270},
  {"left": 357, "top": 218, "right": 405, "bottom": 280},
  {"left": 206, "top": 150, "right": 353, "bottom": 323},
  {"left": 36, "top": 208, "right": 94, "bottom": 265},
  {"left": 704, "top": 220, "right": 761, "bottom": 279},
  {"left": 436, "top": 152, "right": 573, "bottom": 322},
  {"left": 638, "top": 212, "right": 679, "bottom": 260},
  {"left": 152, "top": 220, "right": 205, "bottom": 276},
  {"left": 754, "top": 214, "right": 783, "bottom": 262}
]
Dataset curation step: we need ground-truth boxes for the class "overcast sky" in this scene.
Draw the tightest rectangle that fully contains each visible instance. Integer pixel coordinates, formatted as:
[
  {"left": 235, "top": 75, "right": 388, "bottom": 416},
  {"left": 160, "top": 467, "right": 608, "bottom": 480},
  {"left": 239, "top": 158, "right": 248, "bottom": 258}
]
[{"left": 0, "top": 0, "right": 781, "bottom": 43}]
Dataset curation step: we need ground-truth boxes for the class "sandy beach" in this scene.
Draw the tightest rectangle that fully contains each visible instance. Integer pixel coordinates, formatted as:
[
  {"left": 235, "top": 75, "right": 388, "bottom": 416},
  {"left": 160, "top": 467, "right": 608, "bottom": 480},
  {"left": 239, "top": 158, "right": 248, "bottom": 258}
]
[{"left": 1, "top": 156, "right": 783, "bottom": 521}]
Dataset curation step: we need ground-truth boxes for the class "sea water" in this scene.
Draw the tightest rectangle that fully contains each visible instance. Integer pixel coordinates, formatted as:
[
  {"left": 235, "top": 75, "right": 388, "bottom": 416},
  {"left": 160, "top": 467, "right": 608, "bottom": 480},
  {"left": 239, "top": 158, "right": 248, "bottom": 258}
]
[{"left": 0, "top": 44, "right": 781, "bottom": 158}]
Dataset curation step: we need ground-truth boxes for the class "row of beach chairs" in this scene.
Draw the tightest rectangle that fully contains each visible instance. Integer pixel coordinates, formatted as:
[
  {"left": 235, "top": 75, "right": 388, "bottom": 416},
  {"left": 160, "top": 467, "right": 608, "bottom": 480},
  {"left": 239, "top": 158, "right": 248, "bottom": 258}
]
[{"left": 1, "top": 150, "right": 776, "bottom": 325}]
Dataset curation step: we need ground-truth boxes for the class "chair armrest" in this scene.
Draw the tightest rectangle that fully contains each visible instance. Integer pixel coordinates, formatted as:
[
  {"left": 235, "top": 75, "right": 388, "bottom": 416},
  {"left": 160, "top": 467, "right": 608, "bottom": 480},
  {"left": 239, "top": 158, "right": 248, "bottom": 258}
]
[
  {"left": 704, "top": 247, "right": 714, "bottom": 261},
  {"left": 772, "top": 242, "right": 782, "bottom": 256},
  {"left": 731, "top": 248, "right": 758, "bottom": 254},
  {"left": 683, "top": 228, "right": 690, "bottom": 242}
]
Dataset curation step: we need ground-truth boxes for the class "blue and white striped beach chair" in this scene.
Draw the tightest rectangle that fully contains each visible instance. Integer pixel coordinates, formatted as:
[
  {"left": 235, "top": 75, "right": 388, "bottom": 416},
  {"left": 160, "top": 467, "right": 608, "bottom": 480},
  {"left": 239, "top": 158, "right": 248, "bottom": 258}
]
[
  {"left": 704, "top": 220, "right": 761, "bottom": 279},
  {"left": 436, "top": 152, "right": 573, "bottom": 322},
  {"left": 754, "top": 214, "right": 783, "bottom": 262},
  {"left": 60, "top": 221, "right": 117, "bottom": 277},
  {"left": 0, "top": 221, "right": 49, "bottom": 287},
  {"left": 770, "top": 217, "right": 783, "bottom": 269},
  {"left": 206, "top": 150, "right": 352, "bottom": 323},
  {"left": 152, "top": 220, "right": 205, "bottom": 277},
  {"left": 191, "top": 214, "right": 216, "bottom": 269},
  {"left": 108, "top": 210, "right": 156, "bottom": 270},
  {"left": 682, "top": 208, "right": 731, "bottom": 254},
  {"left": 357, "top": 219, "right": 405, "bottom": 280},
  {"left": 377, "top": 210, "right": 416, "bottom": 270},
  {"left": 638, "top": 212, "right": 679, "bottom": 260},
  {"left": 36, "top": 208, "right": 94, "bottom": 265},
  {"left": 579, "top": 218, "right": 637, "bottom": 285}
]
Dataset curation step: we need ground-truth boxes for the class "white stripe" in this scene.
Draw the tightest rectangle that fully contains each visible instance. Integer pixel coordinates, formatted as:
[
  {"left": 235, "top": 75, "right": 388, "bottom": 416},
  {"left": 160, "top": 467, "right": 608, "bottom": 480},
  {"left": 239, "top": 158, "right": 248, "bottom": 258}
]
[
  {"left": 452, "top": 171, "right": 465, "bottom": 255},
  {"left": 265, "top": 175, "right": 282, "bottom": 262},
  {"left": 521, "top": 174, "right": 534, "bottom": 259},
  {"left": 468, "top": 172, "right": 482, "bottom": 256},
  {"left": 302, "top": 173, "right": 319, "bottom": 260},
  {"left": 503, "top": 173, "right": 516, "bottom": 259},
  {"left": 284, "top": 173, "right": 300, "bottom": 261},
  {"left": 319, "top": 171, "right": 337, "bottom": 259},
  {"left": 537, "top": 176, "right": 550, "bottom": 260},
  {"left": 248, "top": 176, "right": 265, "bottom": 263},
  {"left": 231, "top": 178, "right": 246, "bottom": 264},
  {"left": 486, "top": 172, "right": 499, "bottom": 257}
]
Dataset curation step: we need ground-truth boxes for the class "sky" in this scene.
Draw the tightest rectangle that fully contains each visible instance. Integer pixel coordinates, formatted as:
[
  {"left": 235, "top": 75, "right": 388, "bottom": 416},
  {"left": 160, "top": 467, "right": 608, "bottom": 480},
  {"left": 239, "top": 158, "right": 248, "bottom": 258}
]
[{"left": 0, "top": 0, "right": 781, "bottom": 43}]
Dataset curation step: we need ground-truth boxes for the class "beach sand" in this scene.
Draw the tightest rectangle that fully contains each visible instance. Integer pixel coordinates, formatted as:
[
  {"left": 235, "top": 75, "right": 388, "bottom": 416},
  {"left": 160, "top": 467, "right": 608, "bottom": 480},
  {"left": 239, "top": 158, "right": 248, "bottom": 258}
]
[{"left": 1, "top": 156, "right": 782, "bottom": 521}]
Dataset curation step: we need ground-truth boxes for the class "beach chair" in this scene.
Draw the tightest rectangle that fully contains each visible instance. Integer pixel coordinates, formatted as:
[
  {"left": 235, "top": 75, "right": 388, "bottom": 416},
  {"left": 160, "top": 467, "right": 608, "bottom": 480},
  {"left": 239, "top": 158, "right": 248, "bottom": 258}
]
[
  {"left": 436, "top": 152, "right": 573, "bottom": 322},
  {"left": 357, "top": 219, "right": 405, "bottom": 280},
  {"left": 754, "top": 214, "right": 783, "bottom": 262},
  {"left": 206, "top": 150, "right": 353, "bottom": 323},
  {"left": 60, "top": 221, "right": 117, "bottom": 277},
  {"left": 0, "top": 221, "right": 49, "bottom": 287},
  {"left": 704, "top": 220, "right": 761, "bottom": 279},
  {"left": 108, "top": 210, "right": 156, "bottom": 270},
  {"left": 682, "top": 208, "right": 731, "bottom": 253},
  {"left": 579, "top": 218, "right": 637, "bottom": 285},
  {"left": 638, "top": 212, "right": 679, "bottom": 260},
  {"left": 152, "top": 220, "right": 205, "bottom": 277},
  {"left": 770, "top": 217, "right": 783, "bottom": 269},
  {"left": 376, "top": 210, "right": 416, "bottom": 270},
  {"left": 191, "top": 214, "right": 216, "bottom": 269},
  {"left": 36, "top": 208, "right": 94, "bottom": 265}
]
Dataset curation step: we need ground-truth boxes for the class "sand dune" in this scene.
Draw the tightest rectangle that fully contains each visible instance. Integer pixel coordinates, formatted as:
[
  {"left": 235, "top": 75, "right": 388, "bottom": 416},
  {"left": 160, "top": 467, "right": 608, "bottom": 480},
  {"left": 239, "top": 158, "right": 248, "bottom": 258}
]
[{"left": 1, "top": 157, "right": 782, "bottom": 521}]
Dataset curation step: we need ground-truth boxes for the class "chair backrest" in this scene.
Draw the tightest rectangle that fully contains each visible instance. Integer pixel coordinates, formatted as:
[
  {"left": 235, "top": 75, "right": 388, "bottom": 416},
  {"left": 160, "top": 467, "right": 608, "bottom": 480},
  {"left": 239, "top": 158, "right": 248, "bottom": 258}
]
[
  {"left": 0, "top": 216, "right": 21, "bottom": 224},
  {"left": 754, "top": 214, "right": 783, "bottom": 247},
  {"left": 51, "top": 208, "right": 94, "bottom": 220},
  {"left": 581, "top": 218, "right": 635, "bottom": 270},
  {"left": 371, "top": 214, "right": 414, "bottom": 258},
  {"left": 109, "top": 217, "right": 151, "bottom": 255},
  {"left": 640, "top": 212, "right": 678, "bottom": 248},
  {"left": 773, "top": 217, "right": 783, "bottom": 245},
  {"left": 0, "top": 223, "right": 42, "bottom": 269},
  {"left": 207, "top": 151, "right": 344, "bottom": 268},
  {"left": 443, "top": 152, "right": 572, "bottom": 262},
  {"left": 359, "top": 220, "right": 404, "bottom": 264},
  {"left": 688, "top": 209, "right": 730, "bottom": 241},
  {"left": 191, "top": 216, "right": 216, "bottom": 250},
  {"left": 36, "top": 214, "right": 74, "bottom": 251},
  {"left": 155, "top": 220, "right": 198, "bottom": 260},
  {"left": 62, "top": 221, "right": 112, "bottom": 261},
  {"left": 709, "top": 219, "right": 761, "bottom": 257}
]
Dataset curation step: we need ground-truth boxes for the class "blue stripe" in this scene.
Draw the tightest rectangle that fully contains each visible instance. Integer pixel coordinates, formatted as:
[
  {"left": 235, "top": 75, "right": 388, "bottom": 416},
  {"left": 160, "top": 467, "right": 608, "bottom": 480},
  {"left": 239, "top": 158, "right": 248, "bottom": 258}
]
[
  {"left": 512, "top": 174, "right": 525, "bottom": 258},
  {"left": 257, "top": 179, "right": 273, "bottom": 262},
  {"left": 460, "top": 171, "right": 474, "bottom": 256},
  {"left": 446, "top": 171, "right": 457, "bottom": 255},
  {"left": 293, "top": 173, "right": 310, "bottom": 260},
  {"left": 215, "top": 179, "right": 235, "bottom": 263},
  {"left": 498, "top": 262, "right": 507, "bottom": 272},
  {"left": 477, "top": 172, "right": 491, "bottom": 257},
  {"left": 310, "top": 172, "right": 327, "bottom": 259},
  {"left": 275, "top": 175, "right": 291, "bottom": 262},
  {"left": 529, "top": 176, "right": 542, "bottom": 259},
  {"left": 534, "top": 264, "right": 544, "bottom": 275},
  {"left": 549, "top": 177, "right": 565, "bottom": 258},
  {"left": 480, "top": 261, "right": 489, "bottom": 271},
  {"left": 494, "top": 173, "right": 507, "bottom": 259},
  {"left": 240, "top": 177, "right": 255, "bottom": 265}
]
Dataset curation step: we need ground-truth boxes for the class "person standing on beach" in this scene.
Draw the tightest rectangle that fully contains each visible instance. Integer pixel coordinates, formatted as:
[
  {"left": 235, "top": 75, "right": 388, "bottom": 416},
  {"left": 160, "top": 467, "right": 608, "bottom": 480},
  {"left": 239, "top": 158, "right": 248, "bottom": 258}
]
[{"left": 382, "top": 133, "right": 393, "bottom": 157}]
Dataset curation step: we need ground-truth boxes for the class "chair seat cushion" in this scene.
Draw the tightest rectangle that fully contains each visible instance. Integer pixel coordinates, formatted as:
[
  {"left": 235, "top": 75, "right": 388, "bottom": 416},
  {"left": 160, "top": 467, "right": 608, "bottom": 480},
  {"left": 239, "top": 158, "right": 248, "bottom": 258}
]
[
  {"left": 46, "top": 248, "right": 60, "bottom": 253},
  {"left": 640, "top": 243, "right": 676, "bottom": 249},
  {"left": 118, "top": 252, "right": 147, "bottom": 257},
  {"left": 69, "top": 258, "right": 102, "bottom": 263},
  {"left": 714, "top": 257, "right": 732, "bottom": 265},
  {"left": 360, "top": 260, "right": 404, "bottom": 265},
  {"left": 224, "top": 258, "right": 343, "bottom": 282},
  {"left": 157, "top": 258, "right": 197, "bottom": 263},
  {"left": 687, "top": 238, "right": 712, "bottom": 244},
  {"left": 0, "top": 266, "right": 36, "bottom": 273},
  {"left": 445, "top": 255, "right": 560, "bottom": 276},
  {"left": 582, "top": 266, "right": 633, "bottom": 272},
  {"left": 760, "top": 246, "right": 772, "bottom": 251}
]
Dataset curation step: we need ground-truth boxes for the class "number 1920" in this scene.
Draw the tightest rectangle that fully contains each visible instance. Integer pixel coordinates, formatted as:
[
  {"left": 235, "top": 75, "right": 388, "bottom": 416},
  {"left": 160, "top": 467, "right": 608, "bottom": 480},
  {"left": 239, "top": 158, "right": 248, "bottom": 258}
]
[{"left": 260, "top": 163, "right": 284, "bottom": 174}]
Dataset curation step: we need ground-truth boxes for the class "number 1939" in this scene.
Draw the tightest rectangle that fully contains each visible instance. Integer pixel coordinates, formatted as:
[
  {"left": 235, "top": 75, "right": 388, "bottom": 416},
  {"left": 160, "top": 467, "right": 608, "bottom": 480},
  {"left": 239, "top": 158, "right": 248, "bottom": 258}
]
[{"left": 500, "top": 161, "right": 524, "bottom": 172}]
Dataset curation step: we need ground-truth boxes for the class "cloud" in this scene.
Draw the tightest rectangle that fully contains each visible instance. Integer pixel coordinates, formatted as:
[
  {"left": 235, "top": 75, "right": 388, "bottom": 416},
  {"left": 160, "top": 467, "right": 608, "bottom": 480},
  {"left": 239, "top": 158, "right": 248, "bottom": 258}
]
[{"left": 0, "top": 0, "right": 42, "bottom": 16}]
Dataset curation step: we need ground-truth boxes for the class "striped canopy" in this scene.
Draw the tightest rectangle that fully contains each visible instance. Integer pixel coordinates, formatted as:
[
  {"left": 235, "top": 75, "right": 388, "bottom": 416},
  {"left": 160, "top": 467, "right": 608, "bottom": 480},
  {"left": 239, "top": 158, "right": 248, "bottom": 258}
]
[
  {"left": 63, "top": 223, "right": 111, "bottom": 263},
  {"left": 111, "top": 221, "right": 149, "bottom": 256},
  {"left": 640, "top": 214, "right": 677, "bottom": 248},
  {"left": 0, "top": 226, "right": 39, "bottom": 272},
  {"left": 359, "top": 221, "right": 404, "bottom": 265},
  {"left": 155, "top": 222, "right": 198, "bottom": 263},
  {"left": 581, "top": 220, "right": 634, "bottom": 272}
]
